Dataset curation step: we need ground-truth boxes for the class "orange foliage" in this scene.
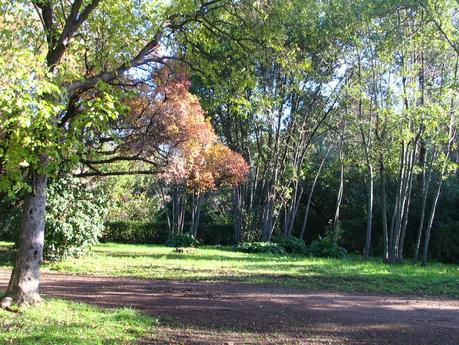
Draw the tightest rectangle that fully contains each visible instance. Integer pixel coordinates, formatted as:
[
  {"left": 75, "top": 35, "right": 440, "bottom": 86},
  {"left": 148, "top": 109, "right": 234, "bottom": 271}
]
[{"left": 124, "top": 66, "right": 249, "bottom": 191}]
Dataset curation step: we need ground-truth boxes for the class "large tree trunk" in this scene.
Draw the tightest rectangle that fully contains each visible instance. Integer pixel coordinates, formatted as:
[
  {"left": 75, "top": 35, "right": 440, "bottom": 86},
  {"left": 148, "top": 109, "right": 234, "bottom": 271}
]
[{"left": 1, "top": 172, "right": 48, "bottom": 307}]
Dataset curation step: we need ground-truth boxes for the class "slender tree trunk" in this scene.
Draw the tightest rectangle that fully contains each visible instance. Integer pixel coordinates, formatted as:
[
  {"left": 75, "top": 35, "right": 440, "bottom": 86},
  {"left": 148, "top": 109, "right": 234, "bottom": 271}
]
[
  {"left": 171, "top": 185, "right": 186, "bottom": 235},
  {"left": 398, "top": 167, "right": 414, "bottom": 262},
  {"left": 179, "top": 192, "right": 186, "bottom": 234},
  {"left": 192, "top": 194, "right": 202, "bottom": 237},
  {"left": 422, "top": 176, "right": 444, "bottom": 266},
  {"left": 333, "top": 134, "right": 345, "bottom": 244},
  {"left": 364, "top": 164, "right": 374, "bottom": 259},
  {"left": 1, "top": 172, "right": 48, "bottom": 307},
  {"left": 421, "top": 57, "right": 457, "bottom": 265},
  {"left": 285, "top": 182, "right": 303, "bottom": 237},
  {"left": 379, "top": 159, "right": 389, "bottom": 262},
  {"left": 414, "top": 152, "right": 435, "bottom": 262},
  {"left": 261, "top": 182, "right": 276, "bottom": 241},
  {"left": 191, "top": 191, "right": 196, "bottom": 234},
  {"left": 389, "top": 142, "right": 412, "bottom": 263},
  {"left": 171, "top": 185, "right": 177, "bottom": 234},
  {"left": 232, "top": 186, "right": 243, "bottom": 243},
  {"left": 357, "top": 52, "right": 375, "bottom": 259},
  {"left": 300, "top": 145, "right": 331, "bottom": 239},
  {"left": 422, "top": 126, "right": 456, "bottom": 266},
  {"left": 262, "top": 193, "right": 275, "bottom": 241}
]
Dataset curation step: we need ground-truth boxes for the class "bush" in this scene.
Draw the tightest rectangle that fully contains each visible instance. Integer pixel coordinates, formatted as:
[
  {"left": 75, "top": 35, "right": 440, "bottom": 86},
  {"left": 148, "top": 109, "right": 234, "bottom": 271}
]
[
  {"left": 102, "top": 221, "right": 169, "bottom": 244},
  {"left": 272, "top": 236, "right": 307, "bottom": 253},
  {"left": 44, "top": 177, "right": 109, "bottom": 261},
  {"left": 307, "top": 236, "right": 347, "bottom": 258},
  {"left": 165, "top": 233, "right": 199, "bottom": 248},
  {"left": 235, "top": 241, "right": 286, "bottom": 254}
]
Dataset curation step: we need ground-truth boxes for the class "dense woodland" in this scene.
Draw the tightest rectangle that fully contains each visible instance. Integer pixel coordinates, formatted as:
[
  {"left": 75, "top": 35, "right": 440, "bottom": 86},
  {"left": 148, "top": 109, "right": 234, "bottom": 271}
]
[{"left": 1, "top": 0, "right": 459, "bottom": 307}]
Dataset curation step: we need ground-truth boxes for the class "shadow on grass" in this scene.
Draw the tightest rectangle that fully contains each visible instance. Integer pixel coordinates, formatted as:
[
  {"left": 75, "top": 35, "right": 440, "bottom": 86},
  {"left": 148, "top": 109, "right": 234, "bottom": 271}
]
[
  {"left": 97, "top": 251, "right": 300, "bottom": 263},
  {"left": 138, "top": 271, "right": 459, "bottom": 297},
  {"left": 14, "top": 275, "right": 458, "bottom": 345}
]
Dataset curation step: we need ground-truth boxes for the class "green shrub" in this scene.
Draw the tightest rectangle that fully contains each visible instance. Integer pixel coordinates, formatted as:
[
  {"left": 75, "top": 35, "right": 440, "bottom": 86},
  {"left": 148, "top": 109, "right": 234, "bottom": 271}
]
[
  {"left": 307, "top": 236, "right": 347, "bottom": 258},
  {"left": 44, "top": 177, "right": 109, "bottom": 261},
  {"left": 0, "top": 177, "right": 108, "bottom": 260},
  {"left": 272, "top": 236, "right": 307, "bottom": 253},
  {"left": 165, "top": 233, "right": 199, "bottom": 248},
  {"left": 235, "top": 241, "right": 286, "bottom": 254},
  {"left": 101, "top": 221, "right": 169, "bottom": 244}
]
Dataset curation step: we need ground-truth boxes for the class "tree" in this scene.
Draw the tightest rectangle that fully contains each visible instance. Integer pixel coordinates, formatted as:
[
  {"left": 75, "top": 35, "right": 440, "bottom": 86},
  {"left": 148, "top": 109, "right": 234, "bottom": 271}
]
[
  {"left": 0, "top": 0, "right": 231, "bottom": 307},
  {"left": 186, "top": 0, "right": 352, "bottom": 242},
  {"left": 154, "top": 72, "right": 249, "bottom": 235}
]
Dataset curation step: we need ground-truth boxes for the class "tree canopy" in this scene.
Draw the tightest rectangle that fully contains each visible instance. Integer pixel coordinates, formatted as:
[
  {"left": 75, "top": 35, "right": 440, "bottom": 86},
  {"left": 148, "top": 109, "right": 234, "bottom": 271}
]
[{"left": 1, "top": 0, "right": 459, "bottom": 307}]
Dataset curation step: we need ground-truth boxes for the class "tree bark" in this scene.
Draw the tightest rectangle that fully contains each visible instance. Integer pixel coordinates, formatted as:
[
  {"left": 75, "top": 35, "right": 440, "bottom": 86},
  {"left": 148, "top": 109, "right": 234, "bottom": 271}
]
[
  {"left": 379, "top": 159, "right": 389, "bottom": 262},
  {"left": 299, "top": 145, "right": 331, "bottom": 239},
  {"left": 333, "top": 130, "right": 345, "bottom": 244},
  {"left": 191, "top": 192, "right": 203, "bottom": 237},
  {"left": 1, "top": 172, "right": 48, "bottom": 307},
  {"left": 422, "top": 121, "right": 456, "bottom": 266},
  {"left": 414, "top": 151, "right": 436, "bottom": 263},
  {"left": 232, "top": 186, "right": 243, "bottom": 243},
  {"left": 363, "top": 163, "right": 374, "bottom": 259},
  {"left": 422, "top": 174, "right": 445, "bottom": 266}
]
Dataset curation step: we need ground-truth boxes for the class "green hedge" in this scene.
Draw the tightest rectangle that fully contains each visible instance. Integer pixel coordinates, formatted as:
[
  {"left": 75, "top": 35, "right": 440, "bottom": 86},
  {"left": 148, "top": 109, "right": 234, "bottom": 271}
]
[{"left": 101, "top": 221, "right": 169, "bottom": 244}]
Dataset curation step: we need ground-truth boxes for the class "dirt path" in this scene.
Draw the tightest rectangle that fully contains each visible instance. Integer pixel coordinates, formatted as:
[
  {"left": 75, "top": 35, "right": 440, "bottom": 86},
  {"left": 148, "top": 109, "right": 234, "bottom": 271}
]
[{"left": 1, "top": 270, "right": 458, "bottom": 344}]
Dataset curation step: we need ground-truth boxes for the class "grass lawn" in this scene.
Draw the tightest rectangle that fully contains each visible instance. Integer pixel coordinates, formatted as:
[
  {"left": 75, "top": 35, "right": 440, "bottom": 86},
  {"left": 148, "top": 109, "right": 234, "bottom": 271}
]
[
  {"left": 0, "top": 297, "right": 155, "bottom": 345},
  {"left": 1, "top": 241, "right": 458, "bottom": 297}
]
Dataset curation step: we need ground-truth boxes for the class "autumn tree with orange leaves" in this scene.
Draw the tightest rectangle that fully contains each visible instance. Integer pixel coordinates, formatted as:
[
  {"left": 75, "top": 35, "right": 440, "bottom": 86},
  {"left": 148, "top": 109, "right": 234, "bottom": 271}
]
[
  {"left": 147, "top": 69, "right": 249, "bottom": 236},
  {"left": 77, "top": 66, "right": 248, "bottom": 236}
]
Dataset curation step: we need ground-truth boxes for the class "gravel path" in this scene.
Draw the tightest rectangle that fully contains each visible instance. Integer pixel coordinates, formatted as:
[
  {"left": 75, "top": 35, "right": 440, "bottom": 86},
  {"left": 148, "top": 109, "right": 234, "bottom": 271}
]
[{"left": 1, "top": 270, "right": 458, "bottom": 344}]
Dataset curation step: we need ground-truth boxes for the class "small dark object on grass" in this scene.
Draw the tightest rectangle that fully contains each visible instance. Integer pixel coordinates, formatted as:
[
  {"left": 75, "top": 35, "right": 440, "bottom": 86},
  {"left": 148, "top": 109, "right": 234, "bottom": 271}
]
[{"left": 173, "top": 247, "right": 196, "bottom": 254}]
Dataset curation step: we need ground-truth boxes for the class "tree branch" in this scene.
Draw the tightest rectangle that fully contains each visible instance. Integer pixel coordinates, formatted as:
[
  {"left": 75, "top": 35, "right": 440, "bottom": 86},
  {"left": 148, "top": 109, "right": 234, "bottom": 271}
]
[
  {"left": 46, "top": 0, "right": 101, "bottom": 67},
  {"left": 66, "top": 33, "right": 165, "bottom": 93},
  {"left": 74, "top": 169, "right": 158, "bottom": 178}
]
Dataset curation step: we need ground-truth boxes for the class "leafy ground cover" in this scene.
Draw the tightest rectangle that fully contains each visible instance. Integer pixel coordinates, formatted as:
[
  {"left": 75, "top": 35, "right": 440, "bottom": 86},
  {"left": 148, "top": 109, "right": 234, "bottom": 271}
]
[
  {"left": 1, "top": 241, "right": 458, "bottom": 296},
  {"left": 0, "top": 297, "right": 155, "bottom": 345}
]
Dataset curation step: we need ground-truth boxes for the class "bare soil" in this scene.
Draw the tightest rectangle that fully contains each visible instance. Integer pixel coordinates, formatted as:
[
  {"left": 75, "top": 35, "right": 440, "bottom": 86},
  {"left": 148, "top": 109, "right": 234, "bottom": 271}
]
[{"left": 1, "top": 270, "right": 458, "bottom": 344}]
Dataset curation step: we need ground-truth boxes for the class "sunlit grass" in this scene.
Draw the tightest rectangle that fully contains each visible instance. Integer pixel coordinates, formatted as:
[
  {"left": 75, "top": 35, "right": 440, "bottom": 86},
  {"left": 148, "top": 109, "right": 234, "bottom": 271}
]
[
  {"left": 1, "top": 242, "right": 458, "bottom": 296},
  {"left": 0, "top": 297, "right": 156, "bottom": 345}
]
